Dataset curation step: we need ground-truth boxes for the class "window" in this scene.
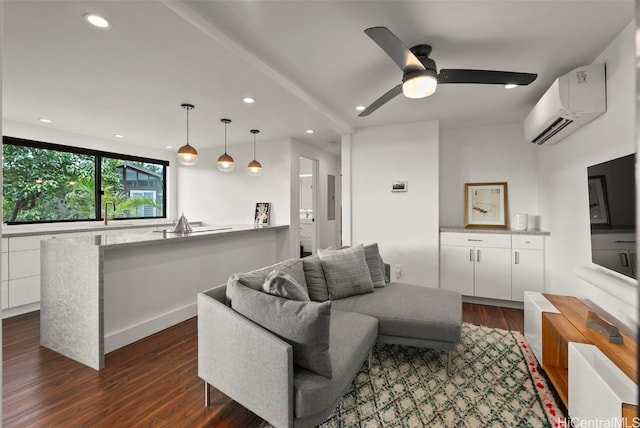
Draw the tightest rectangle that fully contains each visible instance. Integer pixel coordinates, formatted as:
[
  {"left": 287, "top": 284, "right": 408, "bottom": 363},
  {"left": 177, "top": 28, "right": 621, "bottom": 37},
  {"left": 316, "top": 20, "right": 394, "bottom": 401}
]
[{"left": 3, "top": 136, "right": 168, "bottom": 224}]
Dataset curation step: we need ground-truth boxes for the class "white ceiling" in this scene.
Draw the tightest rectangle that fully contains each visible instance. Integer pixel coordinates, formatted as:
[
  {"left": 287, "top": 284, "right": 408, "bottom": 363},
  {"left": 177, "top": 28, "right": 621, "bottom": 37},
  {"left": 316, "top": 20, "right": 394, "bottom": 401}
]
[{"left": 2, "top": 1, "right": 634, "bottom": 157}]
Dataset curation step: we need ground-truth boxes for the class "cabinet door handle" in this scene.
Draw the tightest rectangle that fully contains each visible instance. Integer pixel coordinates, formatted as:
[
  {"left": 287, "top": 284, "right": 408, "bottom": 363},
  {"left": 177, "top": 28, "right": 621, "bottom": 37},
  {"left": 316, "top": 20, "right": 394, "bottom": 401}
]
[
  {"left": 632, "top": 253, "right": 637, "bottom": 268},
  {"left": 477, "top": 249, "right": 481, "bottom": 262},
  {"left": 515, "top": 251, "right": 520, "bottom": 265},
  {"left": 615, "top": 240, "right": 636, "bottom": 244},
  {"left": 469, "top": 249, "right": 474, "bottom": 262},
  {"left": 619, "top": 253, "right": 629, "bottom": 267},
  {"left": 467, "top": 239, "right": 483, "bottom": 242}
]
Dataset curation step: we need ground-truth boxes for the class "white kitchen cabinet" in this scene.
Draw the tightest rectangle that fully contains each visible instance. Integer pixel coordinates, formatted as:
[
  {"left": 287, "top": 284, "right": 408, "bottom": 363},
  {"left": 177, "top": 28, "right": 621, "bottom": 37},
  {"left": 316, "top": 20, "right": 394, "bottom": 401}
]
[
  {"left": 440, "top": 232, "right": 511, "bottom": 300},
  {"left": 9, "top": 276, "right": 40, "bottom": 307},
  {"left": 511, "top": 235, "right": 545, "bottom": 302},
  {"left": 440, "top": 245, "right": 475, "bottom": 295},
  {"left": 440, "top": 231, "right": 547, "bottom": 302},
  {"left": 3, "top": 232, "right": 87, "bottom": 316}
]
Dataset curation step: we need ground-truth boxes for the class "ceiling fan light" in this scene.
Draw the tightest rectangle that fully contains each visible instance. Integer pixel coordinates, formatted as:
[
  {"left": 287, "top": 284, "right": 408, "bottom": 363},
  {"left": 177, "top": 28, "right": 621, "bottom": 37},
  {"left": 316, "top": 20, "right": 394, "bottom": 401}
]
[
  {"left": 247, "top": 160, "right": 262, "bottom": 176},
  {"left": 177, "top": 144, "right": 198, "bottom": 166},
  {"left": 217, "top": 153, "right": 235, "bottom": 172},
  {"left": 402, "top": 74, "right": 437, "bottom": 98}
]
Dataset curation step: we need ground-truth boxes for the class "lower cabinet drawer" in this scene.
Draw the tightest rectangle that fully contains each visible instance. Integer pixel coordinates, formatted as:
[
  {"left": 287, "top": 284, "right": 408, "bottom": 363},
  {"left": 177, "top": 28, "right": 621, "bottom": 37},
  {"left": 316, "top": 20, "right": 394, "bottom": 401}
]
[{"left": 9, "top": 276, "right": 40, "bottom": 307}]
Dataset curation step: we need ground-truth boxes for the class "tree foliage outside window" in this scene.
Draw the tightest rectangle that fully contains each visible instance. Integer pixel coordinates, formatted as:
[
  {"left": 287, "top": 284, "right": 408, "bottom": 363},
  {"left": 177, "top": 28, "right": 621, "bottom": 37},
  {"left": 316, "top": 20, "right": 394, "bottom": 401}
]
[{"left": 3, "top": 137, "right": 168, "bottom": 224}]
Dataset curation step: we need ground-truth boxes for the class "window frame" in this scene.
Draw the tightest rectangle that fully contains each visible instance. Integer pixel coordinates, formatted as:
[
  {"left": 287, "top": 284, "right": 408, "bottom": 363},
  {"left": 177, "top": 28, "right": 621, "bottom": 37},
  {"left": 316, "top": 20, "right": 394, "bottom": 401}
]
[{"left": 3, "top": 136, "right": 169, "bottom": 225}]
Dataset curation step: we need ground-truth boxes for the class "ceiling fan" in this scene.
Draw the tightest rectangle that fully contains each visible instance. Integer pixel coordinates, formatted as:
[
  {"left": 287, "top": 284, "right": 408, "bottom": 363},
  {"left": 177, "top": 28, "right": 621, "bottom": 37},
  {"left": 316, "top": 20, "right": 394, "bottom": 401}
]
[{"left": 358, "top": 26, "right": 538, "bottom": 117}]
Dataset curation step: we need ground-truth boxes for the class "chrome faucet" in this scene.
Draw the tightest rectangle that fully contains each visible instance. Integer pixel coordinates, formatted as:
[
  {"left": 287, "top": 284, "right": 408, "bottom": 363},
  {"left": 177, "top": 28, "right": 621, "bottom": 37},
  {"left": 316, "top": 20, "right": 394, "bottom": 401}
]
[{"left": 104, "top": 201, "right": 116, "bottom": 225}]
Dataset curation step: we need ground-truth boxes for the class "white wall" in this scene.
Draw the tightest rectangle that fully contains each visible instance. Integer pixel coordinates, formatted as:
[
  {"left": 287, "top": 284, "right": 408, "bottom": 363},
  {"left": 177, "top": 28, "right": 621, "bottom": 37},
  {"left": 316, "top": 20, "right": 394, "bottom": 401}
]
[
  {"left": 440, "top": 122, "right": 540, "bottom": 227},
  {"left": 348, "top": 120, "right": 440, "bottom": 287},
  {"left": 176, "top": 137, "right": 291, "bottom": 227},
  {"left": 2, "top": 119, "right": 178, "bottom": 218},
  {"left": 538, "top": 20, "right": 637, "bottom": 329},
  {"left": 177, "top": 137, "right": 341, "bottom": 260}
]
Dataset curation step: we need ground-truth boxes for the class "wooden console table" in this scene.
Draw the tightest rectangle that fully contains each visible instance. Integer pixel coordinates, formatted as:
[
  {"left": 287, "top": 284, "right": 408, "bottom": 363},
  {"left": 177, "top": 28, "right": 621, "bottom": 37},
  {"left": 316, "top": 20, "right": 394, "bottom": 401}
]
[{"left": 539, "top": 293, "right": 637, "bottom": 422}]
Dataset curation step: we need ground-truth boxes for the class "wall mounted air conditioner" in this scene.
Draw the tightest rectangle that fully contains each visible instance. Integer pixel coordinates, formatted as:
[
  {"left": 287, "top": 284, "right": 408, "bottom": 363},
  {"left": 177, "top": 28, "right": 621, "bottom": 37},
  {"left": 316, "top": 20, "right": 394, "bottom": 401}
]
[{"left": 524, "top": 63, "right": 606, "bottom": 146}]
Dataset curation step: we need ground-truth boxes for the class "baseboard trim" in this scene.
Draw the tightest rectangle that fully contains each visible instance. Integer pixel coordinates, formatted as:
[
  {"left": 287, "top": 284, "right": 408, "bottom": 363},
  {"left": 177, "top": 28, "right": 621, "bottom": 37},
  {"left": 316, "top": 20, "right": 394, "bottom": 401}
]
[
  {"left": 104, "top": 303, "right": 197, "bottom": 354},
  {"left": 2, "top": 302, "right": 40, "bottom": 319}
]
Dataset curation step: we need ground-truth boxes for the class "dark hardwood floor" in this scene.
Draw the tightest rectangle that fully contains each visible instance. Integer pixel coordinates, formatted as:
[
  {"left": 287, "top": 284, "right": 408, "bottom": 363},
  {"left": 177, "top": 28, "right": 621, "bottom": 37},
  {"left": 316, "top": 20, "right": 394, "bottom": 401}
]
[{"left": 3, "top": 303, "right": 522, "bottom": 427}]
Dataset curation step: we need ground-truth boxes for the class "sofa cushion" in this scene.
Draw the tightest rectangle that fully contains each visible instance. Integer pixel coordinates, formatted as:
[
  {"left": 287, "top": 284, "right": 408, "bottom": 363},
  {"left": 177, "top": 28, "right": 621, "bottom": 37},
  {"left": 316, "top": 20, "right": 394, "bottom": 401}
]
[
  {"left": 302, "top": 255, "right": 329, "bottom": 302},
  {"left": 330, "top": 282, "right": 462, "bottom": 344},
  {"left": 233, "top": 258, "right": 307, "bottom": 291},
  {"left": 318, "top": 245, "right": 374, "bottom": 300},
  {"left": 363, "top": 243, "right": 386, "bottom": 287},
  {"left": 261, "top": 269, "right": 310, "bottom": 301},
  {"left": 293, "top": 310, "right": 378, "bottom": 418},
  {"left": 227, "top": 279, "right": 332, "bottom": 378}
]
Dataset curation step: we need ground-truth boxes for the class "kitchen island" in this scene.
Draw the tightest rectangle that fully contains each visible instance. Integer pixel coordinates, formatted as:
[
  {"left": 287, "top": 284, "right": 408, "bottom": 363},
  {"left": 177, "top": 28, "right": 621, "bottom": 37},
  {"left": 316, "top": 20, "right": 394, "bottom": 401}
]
[{"left": 40, "top": 224, "right": 289, "bottom": 370}]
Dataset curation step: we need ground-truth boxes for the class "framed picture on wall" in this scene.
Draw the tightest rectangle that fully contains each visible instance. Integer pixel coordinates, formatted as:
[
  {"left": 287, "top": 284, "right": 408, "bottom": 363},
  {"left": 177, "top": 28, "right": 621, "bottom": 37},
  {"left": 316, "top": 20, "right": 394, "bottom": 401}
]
[
  {"left": 254, "top": 202, "right": 270, "bottom": 226},
  {"left": 464, "top": 182, "right": 509, "bottom": 229},
  {"left": 588, "top": 175, "right": 610, "bottom": 225}
]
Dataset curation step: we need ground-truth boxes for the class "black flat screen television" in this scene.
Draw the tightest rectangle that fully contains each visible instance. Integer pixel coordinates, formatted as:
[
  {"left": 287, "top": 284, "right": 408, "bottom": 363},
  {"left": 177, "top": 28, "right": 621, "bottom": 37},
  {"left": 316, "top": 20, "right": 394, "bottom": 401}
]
[{"left": 588, "top": 153, "right": 636, "bottom": 278}]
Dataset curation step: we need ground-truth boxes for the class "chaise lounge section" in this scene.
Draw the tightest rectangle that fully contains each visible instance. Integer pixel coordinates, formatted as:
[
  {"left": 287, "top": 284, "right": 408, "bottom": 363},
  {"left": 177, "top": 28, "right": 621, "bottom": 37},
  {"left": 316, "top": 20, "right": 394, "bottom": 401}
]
[{"left": 198, "top": 244, "right": 462, "bottom": 427}]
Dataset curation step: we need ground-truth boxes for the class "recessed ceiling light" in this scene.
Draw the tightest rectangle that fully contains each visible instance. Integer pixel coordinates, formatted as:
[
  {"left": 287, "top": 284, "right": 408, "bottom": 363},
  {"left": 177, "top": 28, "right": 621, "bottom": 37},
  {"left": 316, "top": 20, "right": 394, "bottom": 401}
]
[
  {"left": 114, "top": 134, "right": 124, "bottom": 139},
  {"left": 504, "top": 83, "right": 518, "bottom": 89},
  {"left": 39, "top": 118, "right": 52, "bottom": 123},
  {"left": 355, "top": 105, "right": 366, "bottom": 111},
  {"left": 305, "top": 129, "right": 315, "bottom": 134},
  {"left": 243, "top": 97, "right": 255, "bottom": 104},
  {"left": 165, "top": 145, "right": 174, "bottom": 149},
  {"left": 84, "top": 13, "right": 110, "bottom": 28}
]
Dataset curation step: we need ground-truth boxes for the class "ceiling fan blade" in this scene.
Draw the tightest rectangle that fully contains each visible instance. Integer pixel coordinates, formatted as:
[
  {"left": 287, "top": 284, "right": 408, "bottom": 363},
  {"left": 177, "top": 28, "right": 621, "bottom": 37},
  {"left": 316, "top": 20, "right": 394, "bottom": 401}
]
[
  {"left": 358, "top": 84, "right": 403, "bottom": 117},
  {"left": 438, "top": 69, "right": 537, "bottom": 85},
  {"left": 364, "top": 27, "right": 425, "bottom": 71}
]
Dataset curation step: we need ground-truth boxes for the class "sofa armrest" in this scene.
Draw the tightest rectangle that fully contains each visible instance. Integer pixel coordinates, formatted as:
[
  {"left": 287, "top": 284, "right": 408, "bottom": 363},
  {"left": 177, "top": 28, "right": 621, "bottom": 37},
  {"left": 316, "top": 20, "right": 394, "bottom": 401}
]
[{"left": 197, "top": 289, "right": 294, "bottom": 427}]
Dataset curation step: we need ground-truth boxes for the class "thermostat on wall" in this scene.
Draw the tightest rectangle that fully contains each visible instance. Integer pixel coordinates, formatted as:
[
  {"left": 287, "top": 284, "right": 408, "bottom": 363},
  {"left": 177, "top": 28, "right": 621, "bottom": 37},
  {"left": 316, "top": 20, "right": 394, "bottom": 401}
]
[{"left": 392, "top": 180, "right": 407, "bottom": 192}]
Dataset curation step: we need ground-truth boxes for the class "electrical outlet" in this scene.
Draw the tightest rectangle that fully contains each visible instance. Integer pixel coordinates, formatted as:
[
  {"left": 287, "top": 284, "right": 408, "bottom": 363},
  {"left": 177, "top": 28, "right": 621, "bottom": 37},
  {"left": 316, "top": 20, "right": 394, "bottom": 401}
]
[{"left": 394, "top": 265, "right": 402, "bottom": 279}]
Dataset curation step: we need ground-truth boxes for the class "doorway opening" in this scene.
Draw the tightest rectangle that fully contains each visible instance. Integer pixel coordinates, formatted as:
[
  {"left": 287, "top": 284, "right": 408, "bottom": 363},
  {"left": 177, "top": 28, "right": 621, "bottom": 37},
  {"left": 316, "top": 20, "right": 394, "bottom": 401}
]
[{"left": 299, "top": 157, "right": 318, "bottom": 257}]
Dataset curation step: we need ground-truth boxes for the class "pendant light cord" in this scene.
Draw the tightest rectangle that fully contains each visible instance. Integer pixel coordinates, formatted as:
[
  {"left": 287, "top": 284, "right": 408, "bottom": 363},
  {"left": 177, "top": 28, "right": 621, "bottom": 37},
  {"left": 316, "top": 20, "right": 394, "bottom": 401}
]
[
  {"left": 186, "top": 108, "right": 190, "bottom": 146},
  {"left": 253, "top": 133, "right": 256, "bottom": 159},
  {"left": 224, "top": 122, "right": 228, "bottom": 153}
]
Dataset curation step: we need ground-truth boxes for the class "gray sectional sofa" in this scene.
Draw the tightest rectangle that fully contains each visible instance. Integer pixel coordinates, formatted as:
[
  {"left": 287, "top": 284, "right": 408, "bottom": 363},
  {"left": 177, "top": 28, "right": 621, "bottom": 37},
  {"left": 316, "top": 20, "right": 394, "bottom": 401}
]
[{"left": 197, "top": 244, "right": 462, "bottom": 428}]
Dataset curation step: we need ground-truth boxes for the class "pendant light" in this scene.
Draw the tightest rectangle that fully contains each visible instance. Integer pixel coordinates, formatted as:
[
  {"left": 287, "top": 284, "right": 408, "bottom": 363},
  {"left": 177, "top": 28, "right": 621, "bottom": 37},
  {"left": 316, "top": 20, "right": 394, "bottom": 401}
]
[
  {"left": 247, "top": 129, "right": 262, "bottom": 176},
  {"left": 177, "top": 103, "right": 198, "bottom": 166},
  {"left": 217, "top": 118, "right": 234, "bottom": 172}
]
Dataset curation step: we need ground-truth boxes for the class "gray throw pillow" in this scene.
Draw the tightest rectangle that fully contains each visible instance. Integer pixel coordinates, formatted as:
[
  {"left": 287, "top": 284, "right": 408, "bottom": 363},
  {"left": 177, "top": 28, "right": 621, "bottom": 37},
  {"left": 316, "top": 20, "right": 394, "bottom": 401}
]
[
  {"left": 227, "top": 279, "right": 332, "bottom": 378},
  {"left": 302, "top": 255, "right": 330, "bottom": 301},
  {"left": 233, "top": 258, "right": 308, "bottom": 291},
  {"left": 363, "top": 243, "right": 386, "bottom": 287},
  {"left": 318, "top": 244, "right": 374, "bottom": 300},
  {"left": 262, "top": 269, "right": 310, "bottom": 301}
]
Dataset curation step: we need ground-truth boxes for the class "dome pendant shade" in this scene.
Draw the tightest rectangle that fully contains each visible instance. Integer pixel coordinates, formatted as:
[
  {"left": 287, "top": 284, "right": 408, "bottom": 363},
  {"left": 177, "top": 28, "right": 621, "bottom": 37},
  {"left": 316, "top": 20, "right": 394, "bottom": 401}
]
[
  {"left": 402, "top": 71, "right": 437, "bottom": 98},
  {"left": 177, "top": 103, "right": 198, "bottom": 166},
  {"left": 217, "top": 152, "right": 235, "bottom": 172},
  {"left": 177, "top": 144, "right": 198, "bottom": 166},
  {"left": 247, "top": 159, "right": 262, "bottom": 176},
  {"left": 247, "top": 129, "right": 262, "bottom": 176},
  {"left": 217, "top": 118, "right": 234, "bottom": 172}
]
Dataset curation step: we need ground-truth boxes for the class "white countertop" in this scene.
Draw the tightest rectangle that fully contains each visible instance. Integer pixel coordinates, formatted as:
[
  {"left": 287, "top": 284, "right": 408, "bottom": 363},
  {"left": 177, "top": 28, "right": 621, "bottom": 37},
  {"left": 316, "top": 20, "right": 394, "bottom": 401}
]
[
  {"left": 44, "top": 224, "right": 289, "bottom": 250},
  {"left": 1, "top": 219, "right": 202, "bottom": 238},
  {"left": 440, "top": 226, "right": 550, "bottom": 236}
]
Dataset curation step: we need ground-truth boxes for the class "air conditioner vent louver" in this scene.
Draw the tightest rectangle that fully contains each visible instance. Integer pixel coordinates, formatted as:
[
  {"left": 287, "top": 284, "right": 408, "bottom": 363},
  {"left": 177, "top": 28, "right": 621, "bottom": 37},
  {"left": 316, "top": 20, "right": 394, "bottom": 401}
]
[
  {"left": 524, "top": 63, "right": 606, "bottom": 146},
  {"left": 532, "top": 117, "right": 574, "bottom": 145}
]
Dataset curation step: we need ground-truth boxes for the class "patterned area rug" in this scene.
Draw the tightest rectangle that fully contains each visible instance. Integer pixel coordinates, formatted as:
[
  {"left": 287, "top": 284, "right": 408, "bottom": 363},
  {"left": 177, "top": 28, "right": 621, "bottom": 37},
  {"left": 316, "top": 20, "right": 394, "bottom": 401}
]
[{"left": 315, "top": 323, "right": 564, "bottom": 427}]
